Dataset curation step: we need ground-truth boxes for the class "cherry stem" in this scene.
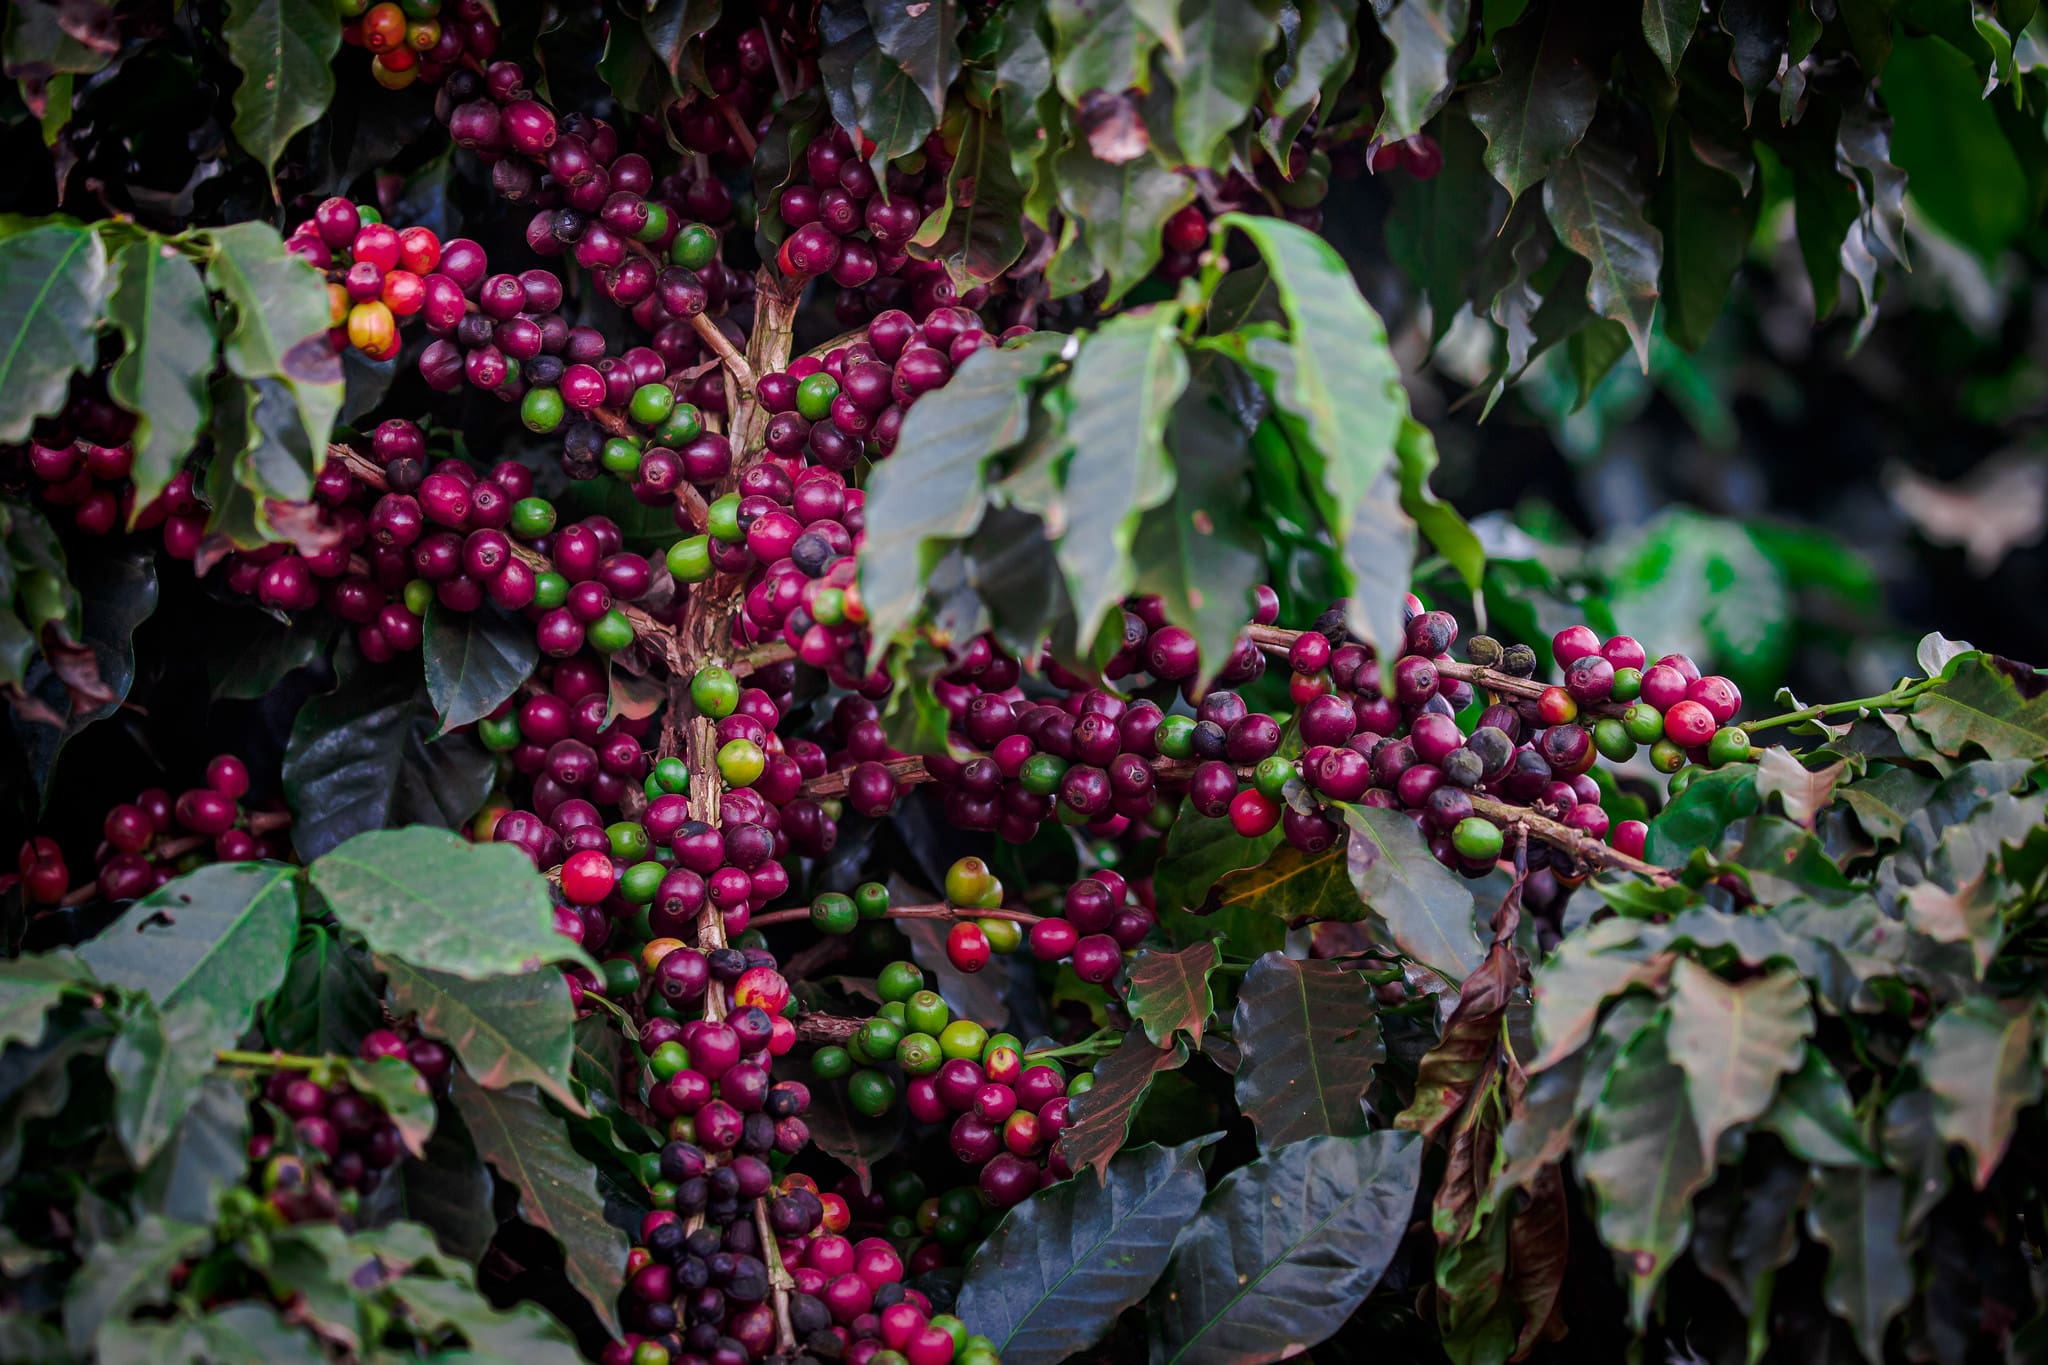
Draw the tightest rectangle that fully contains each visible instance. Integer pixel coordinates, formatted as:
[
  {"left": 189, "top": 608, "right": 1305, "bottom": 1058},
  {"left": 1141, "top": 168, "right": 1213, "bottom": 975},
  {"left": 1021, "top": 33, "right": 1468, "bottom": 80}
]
[
  {"left": 1738, "top": 680, "right": 1934, "bottom": 733},
  {"left": 215, "top": 1049, "right": 323, "bottom": 1071}
]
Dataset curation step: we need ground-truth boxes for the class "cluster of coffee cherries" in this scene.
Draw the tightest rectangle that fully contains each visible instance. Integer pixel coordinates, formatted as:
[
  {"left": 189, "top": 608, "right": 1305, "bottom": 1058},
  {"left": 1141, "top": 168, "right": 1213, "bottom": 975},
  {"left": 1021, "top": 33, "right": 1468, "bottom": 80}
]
[
  {"left": 12, "top": 754, "right": 282, "bottom": 906},
  {"left": 812, "top": 955, "right": 1090, "bottom": 1206},
  {"left": 832, "top": 1167, "right": 1001, "bottom": 1281},
  {"left": 691, "top": 466, "right": 871, "bottom": 676},
  {"left": 284, "top": 197, "right": 444, "bottom": 361},
  {"left": 12, "top": 380, "right": 212, "bottom": 555},
  {"left": 770, "top": 125, "right": 986, "bottom": 329},
  {"left": 339, "top": 0, "right": 499, "bottom": 89}
]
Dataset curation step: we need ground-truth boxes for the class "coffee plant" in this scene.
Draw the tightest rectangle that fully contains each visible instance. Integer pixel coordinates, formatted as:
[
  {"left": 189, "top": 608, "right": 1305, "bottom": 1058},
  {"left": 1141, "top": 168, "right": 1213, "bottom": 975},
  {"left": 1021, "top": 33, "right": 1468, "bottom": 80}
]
[{"left": 1, "top": 0, "right": 2046, "bottom": 1362}]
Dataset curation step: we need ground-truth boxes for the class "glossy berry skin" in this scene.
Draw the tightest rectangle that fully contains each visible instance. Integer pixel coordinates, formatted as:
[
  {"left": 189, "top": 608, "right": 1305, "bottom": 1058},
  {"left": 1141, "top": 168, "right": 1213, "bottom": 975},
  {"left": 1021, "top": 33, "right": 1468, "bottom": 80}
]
[
  {"left": 1663, "top": 699, "right": 1718, "bottom": 748},
  {"left": 946, "top": 921, "right": 992, "bottom": 973},
  {"left": 1229, "top": 789, "right": 1281, "bottom": 838}
]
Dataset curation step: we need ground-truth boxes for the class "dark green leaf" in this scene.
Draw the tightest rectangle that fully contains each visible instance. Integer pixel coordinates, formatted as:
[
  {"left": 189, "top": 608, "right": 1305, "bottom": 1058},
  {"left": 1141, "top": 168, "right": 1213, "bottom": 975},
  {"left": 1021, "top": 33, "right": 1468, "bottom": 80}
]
[
  {"left": 957, "top": 1136, "right": 1219, "bottom": 1365},
  {"left": 1050, "top": 307, "right": 1189, "bottom": 648},
  {"left": 1543, "top": 137, "right": 1661, "bottom": 369},
  {"left": 346, "top": 1055, "right": 437, "bottom": 1159},
  {"left": 81, "top": 861, "right": 299, "bottom": 1027},
  {"left": 1690, "top": 1155, "right": 1804, "bottom": 1318},
  {"left": 223, "top": 0, "right": 340, "bottom": 181},
  {"left": 1641, "top": 0, "right": 1701, "bottom": 76},
  {"left": 1147, "top": 1130, "right": 1422, "bottom": 1363},
  {"left": 1376, "top": 0, "right": 1468, "bottom": 144},
  {"left": 1163, "top": 0, "right": 1282, "bottom": 167},
  {"left": 136, "top": 1073, "right": 251, "bottom": 1225},
  {"left": 1385, "top": 108, "right": 1501, "bottom": 345},
  {"left": 1124, "top": 941, "right": 1219, "bottom": 1048},
  {"left": 108, "top": 995, "right": 234, "bottom": 1164},
  {"left": 282, "top": 658, "right": 496, "bottom": 860},
  {"left": 312, "top": 827, "right": 583, "bottom": 979},
  {"left": 860, "top": 333, "right": 1066, "bottom": 652},
  {"left": 1057, "top": 1033, "right": 1187, "bottom": 1181},
  {"left": 0, "top": 223, "right": 108, "bottom": 443},
  {"left": 1395, "top": 415, "right": 1485, "bottom": 594},
  {"left": 1341, "top": 804, "right": 1484, "bottom": 982},
  {"left": 1719, "top": 0, "right": 1785, "bottom": 119},
  {"left": 1763, "top": 1044, "right": 1879, "bottom": 1168},
  {"left": 10, "top": 544, "right": 157, "bottom": 792},
  {"left": 263, "top": 924, "right": 382, "bottom": 1056},
  {"left": 1465, "top": 10, "right": 1598, "bottom": 206},
  {"left": 1267, "top": 0, "right": 1361, "bottom": 157},
  {"left": 642, "top": 0, "right": 721, "bottom": 96},
  {"left": 804, "top": 1070, "right": 906, "bottom": 1193},
  {"left": 381, "top": 958, "right": 581, "bottom": 1111},
  {"left": 452, "top": 1074, "right": 630, "bottom": 1335},
  {"left": 820, "top": 0, "right": 936, "bottom": 166},
  {"left": 1914, "top": 996, "right": 2039, "bottom": 1189},
  {"left": 1208, "top": 843, "right": 1349, "bottom": 921},
  {"left": 1806, "top": 1168, "right": 1915, "bottom": 1363},
  {"left": 1130, "top": 390, "right": 1265, "bottom": 682},
  {"left": 912, "top": 104, "right": 1028, "bottom": 283},
  {"left": 403, "top": 1102, "right": 498, "bottom": 1263},
  {"left": 864, "top": 0, "right": 960, "bottom": 120},
  {"left": 423, "top": 604, "right": 538, "bottom": 736},
  {"left": 1153, "top": 798, "right": 1284, "bottom": 915},
  {"left": 1053, "top": 144, "right": 1196, "bottom": 303},
  {"left": 1048, "top": 0, "right": 1157, "bottom": 99},
  {"left": 1664, "top": 959, "right": 1812, "bottom": 1157},
  {"left": 1579, "top": 1014, "right": 1711, "bottom": 1327},
  {"left": 1884, "top": 34, "right": 2031, "bottom": 263},
  {"left": 199, "top": 221, "right": 343, "bottom": 460},
  {"left": 1655, "top": 127, "right": 1758, "bottom": 351},
  {"left": 62, "top": 1215, "right": 213, "bottom": 1353},
  {"left": 1233, "top": 952, "right": 1382, "bottom": 1149},
  {"left": 105, "top": 239, "right": 214, "bottom": 517},
  {"left": 1644, "top": 765, "right": 1761, "bottom": 864},
  {"left": 1910, "top": 655, "right": 2048, "bottom": 760},
  {"left": 0, "top": 949, "right": 92, "bottom": 1053}
]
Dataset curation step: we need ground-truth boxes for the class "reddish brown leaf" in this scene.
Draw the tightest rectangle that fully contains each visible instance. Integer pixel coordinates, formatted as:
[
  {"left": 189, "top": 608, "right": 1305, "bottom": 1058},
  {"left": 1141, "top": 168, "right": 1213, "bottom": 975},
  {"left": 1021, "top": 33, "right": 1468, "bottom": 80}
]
[
  {"left": 1056, "top": 1032, "right": 1187, "bottom": 1181},
  {"left": 1077, "top": 88, "right": 1149, "bottom": 164},
  {"left": 42, "top": 636, "right": 114, "bottom": 711},
  {"left": 261, "top": 498, "right": 347, "bottom": 557},
  {"left": 1398, "top": 937, "right": 1522, "bottom": 1143},
  {"left": 1123, "top": 940, "right": 1218, "bottom": 1047},
  {"left": 1509, "top": 1162, "right": 1572, "bottom": 1356}
]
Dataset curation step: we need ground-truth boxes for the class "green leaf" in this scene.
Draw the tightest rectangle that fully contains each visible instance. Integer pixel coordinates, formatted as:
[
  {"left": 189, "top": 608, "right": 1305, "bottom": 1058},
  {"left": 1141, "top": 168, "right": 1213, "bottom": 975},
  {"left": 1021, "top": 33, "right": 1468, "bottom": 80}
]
[
  {"left": 1340, "top": 804, "right": 1484, "bottom": 982},
  {"left": 423, "top": 604, "right": 539, "bottom": 736},
  {"left": 136, "top": 1073, "right": 252, "bottom": 1225},
  {"left": 1884, "top": 34, "right": 2030, "bottom": 263},
  {"left": 957, "top": 1136, "right": 1219, "bottom": 1365},
  {"left": 1762, "top": 1044, "right": 1879, "bottom": 1168},
  {"left": 820, "top": 0, "right": 936, "bottom": 166},
  {"left": 62, "top": 1215, "right": 213, "bottom": 1354},
  {"left": 199, "top": 222, "right": 343, "bottom": 462},
  {"left": 1579, "top": 1014, "right": 1711, "bottom": 1327},
  {"left": 1465, "top": 10, "right": 1598, "bottom": 206},
  {"left": 1124, "top": 941, "right": 1219, "bottom": 1048},
  {"left": 282, "top": 657, "right": 496, "bottom": 860},
  {"left": 804, "top": 1070, "right": 907, "bottom": 1194},
  {"left": 912, "top": 104, "right": 1028, "bottom": 283},
  {"left": 223, "top": 0, "right": 340, "bottom": 182},
  {"left": 1233, "top": 952, "right": 1382, "bottom": 1150},
  {"left": 1909, "top": 655, "right": 2048, "bottom": 760},
  {"left": 1267, "top": 0, "right": 1361, "bottom": 156},
  {"left": 1641, "top": 0, "right": 1702, "bottom": 76},
  {"left": 382, "top": 958, "right": 582, "bottom": 1112},
  {"left": 1207, "top": 843, "right": 1350, "bottom": 921},
  {"left": 1385, "top": 107, "right": 1502, "bottom": 345},
  {"left": 1395, "top": 414, "right": 1485, "bottom": 594},
  {"left": 312, "top": 827, "right": 585, "bottom": 979},
  {"left": 1914, "top": 996, "right": 2040, "bottom": 1189},
  {"left": 1689, "top": 1155, "right": 1804, "bottom": 1320},
  {"left": 105, "top": 239, "right": 214, "bottom": 518},
  {"left": 263, "top": 924, "right": 382, "bottom": 1056},
  {"left": 1529, "top": 919, "right": 1674, "bottom": 1070},
  {"left": 1376, "top": 0, "right": 1469, "bottom": 145},
  {"left": 1050, "top": 306, "right": 1189, "bottom": 649},
  {"left": 346, "top": 1055, "right": 437, "bottom": 1159},
  {"left": 1056, "top": 1032, "right": 1188, "bottom": 1181},
  {"left": 1053, "top": 144, "right": 1196, "bottom": 303},
  {"left": 1643, "top": 764, "right": 1761, "bottom": 865},
  {"left": 0, "top": 949, "right": 92, "bottom": 1053},
  {"left": 1655, "top": 126, "right": 1759, "bottom": 352},
  {"left": 641, "top": 0, "right": 722, "bottom": 96},
  {"left": 1048, "top": 0, "right": 1156, "bottom": 99},
  {"left": 1664, "top": 960, "right": 1812, "bottom": 1158},
  {"left": 107, "top": 995, "right": 232, "bottom": 1164},
  {"left": 1162, "top": 0, "right": 1281, "bottom": 167},
  {"left": 859, "top": 333, "right": 1066, "bottom": 654},
  {"left": 0, "top": 223, "right": 108, "bottom": 443},
  {"left": 1543, "top": 138, "right": 1661, "bottom": 370},
  {"left": 864, "top": 0, "right": 960, "bottom": 120},
  {"left": 81, "top": 861, "right": 300, "bottom": 1026},
  {"left": 1130, "top": 390, "right": 1265, "bottom": 683},
  {"left": 403, "top": 1103, "right": 498, "bottom": 1262},
  {"left": 1806, "top": 1168, "right": 1915, "bottom": 1363},
  {"left": 1153, "top": 797, "right": 1284, "bottom": 914},
  {"left": 1218, "top": 214, "right": 1407, "bottom": 657},
  {"left": 452, "top": 1074, "right": 630, "bottom": 1335},
  {"left": 1719, "top": 0, "right": 1785, "bottom": 118},
  {"left": 1147, "top": 1131, "right": 1422, "bottom": 1363}
]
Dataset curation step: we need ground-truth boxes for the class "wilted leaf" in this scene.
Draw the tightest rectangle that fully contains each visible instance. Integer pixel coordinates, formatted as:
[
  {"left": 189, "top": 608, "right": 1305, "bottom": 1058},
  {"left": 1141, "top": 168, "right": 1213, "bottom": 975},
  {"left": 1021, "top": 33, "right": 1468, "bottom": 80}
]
[{"left": 1397, "top": 938, "right": 1517, "bottom": 1141}]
